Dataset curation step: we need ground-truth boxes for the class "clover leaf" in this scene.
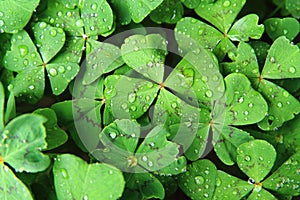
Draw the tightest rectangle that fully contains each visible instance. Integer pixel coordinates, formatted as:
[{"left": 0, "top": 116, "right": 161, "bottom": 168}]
[
  {"left": 175, "top": 0, "right": 264, "bottom": 59},
  {"left": 264, "top": 17, "right": 300, "bottom": 41},
  {"left": 150, "top": 0, "right": 184, "bottom": 24},
  {"left": 0, "top": 0, "right": 40, "bottom": 33},
  {"left": 222, "top": 37, "right": 300, "bottom": 130},
  {"left": 4, "top": 22, "right": 80, "bottom": 103},
  {"left": 53, "top": 154, "right": 125, "bottom": 200}
]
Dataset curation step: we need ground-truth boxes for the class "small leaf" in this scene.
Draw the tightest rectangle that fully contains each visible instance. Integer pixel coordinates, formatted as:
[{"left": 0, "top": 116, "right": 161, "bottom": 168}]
[
  {"left": 213, "top": 170, "right": 253, "bottom": 200},
  {"left": 263, "top": 152, "right": 300, "bottom": 196},
  {"left": 175, "top": 17, "right": 223, "bottom": 54},
  {"left": 150, "top": 0, "right": 184, "bottom": 24},
  {"left": 104, "top": 75, "right": 159, "bottom": 119},
  {"left": 4, "top": 30, "right": 43, "bottom": 72},
  {"left": 0, "top": 0, "right": 40, "bottom": 33},
  {"left": 33, "top": 22, "right": 66, "bottom": 63},
  {"left": 83, "top": 39, "right": 124, "bottom": 84},
  {"left": 121, "top": 34, "right": 167, "bottom": 83},
  {"left": 262, "top": 36, "right": 300, "bottom": 79},
  {"left": 125, "top": 0, "right": 164, "bottom": 23},
  {"left": 224, "top": 73, "right": 268, "bottom": 126},
  {"left": 178, "top": 159, "right": 217, "bottom": 200},
  {"left": 257, "top": 79, "right": 300, "bottom": 130},
  {"left": 0, "top": 114, "right": 50, "bottom": 172},
  {"left": 228, "top": 14, "right": 264, "bottom": 41},
  {"left": 0, "top": 164, "right": 33, "bottom": 200},
  {"left": 122, "top": 173, "right": 165, "bottom": 200},
  {"left": 33, "top": 108, "right": 68, "bottom": 150},
  {"left": 236, "top": 140, "right": 276, "bottom": 182},
  {"left": 53, "top": 154, "right": 125, "bottom": 200},
  {"left": 195, "top": 0, "right": 246, "bottom": 33},
  {"left": 264, "top": 18, "right": 300, "bottom": 41}
]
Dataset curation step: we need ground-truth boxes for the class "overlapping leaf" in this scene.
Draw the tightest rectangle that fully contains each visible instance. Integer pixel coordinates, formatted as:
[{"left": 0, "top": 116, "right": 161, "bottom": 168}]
[{"left": 264, "top": 18, "right": 300, "bottom": 41}]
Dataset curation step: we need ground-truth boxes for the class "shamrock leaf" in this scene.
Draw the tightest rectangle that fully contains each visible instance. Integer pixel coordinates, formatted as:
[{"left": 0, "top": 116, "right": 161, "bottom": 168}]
[
  {"left": 178, "top": 159, "right": 217, "bottom": 200},
  {"left": 150, "top": 0, "right": 184, "bottom": 24},
  {"left": 222, "top": 38, "right": 300, "bottom": 130},
  {"left": 97, "top": 119, "right": 186, "bottom": 174},
  {"left": 121, "top": 173, "right": 165, "bottom": 200},
  {"left": 33, "top": 108, "right": 68, "bottom": 150},
  {"left": 263, "top": 152, "right": 300, "bottom": 196},
  {"left": 175, "top": 1, "right": 264, "bottom": 59},
  {"left": 4, "top": 22, "right": 79, "bottom": 103},
  {"left": 53, "top": 154, "right": 125, "bottom": 200},
  {"left": 0, "top": 165, "right": 33, "bottom": 200},
  {"left": 0, "top": 114, "right": 50, "bottom": 172},
  {"left": 236, "top": 140, "right": 277, "bottom": 182},
  {"left": 285, "top": 0, "right": 300, "bottom": 18},
  {"left": 264, "top": 17, "right": 300, "bottom": 41},
  {"left": 0, "top": 0, "right": 40, "bottom": 33}
]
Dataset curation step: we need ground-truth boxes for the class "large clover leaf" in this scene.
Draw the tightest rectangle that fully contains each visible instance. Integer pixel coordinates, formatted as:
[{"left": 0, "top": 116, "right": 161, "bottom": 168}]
[
  {"left": 175, "top": 0, "right": 264, "bottom": 60},
  {"left": 53, "top": 154, "right": 125, "bottom": 200},
  {"left": 0, "top": 0, "right": 40, "bottom": 33},
  {"left": 222, "top": 37, "right": 300, "bottom": 130},
  {"left": 4, "top": 22, "right": 79, "bottom": 103}
]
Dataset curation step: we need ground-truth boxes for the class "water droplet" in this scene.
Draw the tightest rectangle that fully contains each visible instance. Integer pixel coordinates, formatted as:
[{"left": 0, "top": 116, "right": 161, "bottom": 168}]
[
  {"left": 270, "top": 56, "right": 275, "bottom": 63},
  {"left": 205, "top": 90, "right": 213, "bottom": 98},
  {"left": 202, "top": 76, "right": 208, "bottom": 82},
  {"left": 57, "top": 11, "right": 63, "bottom": 17},
  {"left": 58, "top": 66, "right": 65, "bottom": 73},
  {"left": 203, "top": 193, "right": 209, "bottom": 198},
  {"left": 277, "top": 102, "right": 283, "bottom": 108},
  {"left": 29, "top": 85, "right": 35, "bottom": 90},
  {"left": 244, "top": 111, "right": 249, "bottom": 115},
  {"left": 23, "top": 59, "right": 29, "bottom": 66},
  {"left": 244, "top": 155, "right": 251, "bottom": 161},
  {"left": 109, "top": 132, "right": 117, "bottom": 139},
  {"left": 75, "top": 19, "right": 84, "bottom": 27},
  {"left": 18, "top": 45, "right": 28, "bottom": 57},
  {"left": 60, "top": 168, "right": 69, "bottom": 178},
  {"left": 121, "top": 103, "right": 127, "bottom": 109},
  {"left": 259, "top": 156, "right": 263, "bottom": 161},
  {"left": 90, "top": 26, "right": 95, "bottom": 31},
  {"left": 49, "top": 68, "right": 58, "bottom": 76},
  {"left": 130, "top": 105, "right": 137, "bottom": 111},
  {"left": 194, "top": 176, "right": 204, "bottom": 185},
  {"left": 91, "top": 3, "right": 97, "bottom": 10},
  {"left": 128, "top": 93, "right": 136, "bottom": 103},
  {"left": 238, "top": 97, "right": 244, "bottom": 103},
  {"left": 289, "top": 67, "right": 296, "bottom": 74},
  {"left": 283, "top": 91, "right": 289, "bottom": 97},
  {"left": 83, "top": 195, "right": 88, "bottom": 200},
  {"left": 142, "top": 156, "right": 148, "bottom": 161},
  {"left": 248, "top": 178, "right": 255, "bottom": 184},
  {"left": 283, "top": 29, "right": 288, "bottom": 34},
  {"left": 223, "top": 0, "right": 231, "bottom": 7},
  {"left": 0, "top": 20, "right": 4, "bottom": 27},
  {"left": 216, "top": 178, "right": 221, "bottom": 186},
  {"left": 67, "top": 66, "right": 72, "bottom": 71},
  {"left": 66, "top": 11, "right": 72, "bottom": 17},
  {"left": 148, "top": 161, "right": 153, "bottom": 167},
  {"left": 171, "top": 102, "right": 177, "bottom": 108},
  {"left": 39, "top": 22, "right": 47, "bottom": 29},
  {"left": 50, "top": 29, "right": 57, "bottom": 36}
]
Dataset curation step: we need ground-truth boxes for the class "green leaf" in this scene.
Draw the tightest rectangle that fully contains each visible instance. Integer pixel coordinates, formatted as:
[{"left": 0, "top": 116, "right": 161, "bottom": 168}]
[
  {"left": 125, "top": 0, "right": 164, "bottom": 23},
  {"left": 109, "top": 0, "right": 132, "bottom": 25},
  {"left": 150, "top": 0, "right": 184, "bottom": 24},
  {"left": 4, "top": 30, "right": 43, "bottom": 72},
  {"left": 257, "top": 79, "right": 300, "bottom": 130},
  {"left": 4, "top": 85, "right": 16, "bottom": 124},
  {"left": 83, "top": 40, "right": 124, "bottom": 84},
  {"left": 224, "top": 73, "right": 268, "bottom": 125},
  {"left": 247, "top": 189, "right": 277, "bottom": 200},
  {"left": 236, "top": 140, "right": 277, "bottom": 182},
  {"left": 178, "top": 159, "right": 217, "bottom": 200},
  {"left": 0, "top": 164, "right": 33, "bottom": 200},
  {"left": 104, "top": 75, "right": 159, "bottom": 119},
  {"left": 33, "top": 108, "right": 68, "bottom": 150},
  {"left": 214, "top": 126, "right": 254, "bottom": 165},
  {"left": 175, "top": 17, "right": 223, "bottom": 53},
  {"left": 0, "top": 0, "right": 40, "bottom": 33},
  {"left": 121, "top": 34, "right": 167, "bottom": 83},
  {"left": 195, "top": 0, "right": 246, "bottom": 33},
  {"left": 262, "top": 36, "right": 300, "bottom": 79},
  {"left": 264, "top": 18, "right": 300, "bottom": 41},
  {"left": 33, "top": 22, "right": 66, "bottom": 63},
  {"left": 222, "top": 42, "right": 260, "bottom": 78},
  {"left": 180, "top": 0, "right": 200, "bottom": 9},
  {"left": 263, "top": 152, "right": 300, "bottom": 196},
  {"left": 0, "top": 82, "right": 4, "bottom": 131},
  {"left": 213, "top": 170, "right": 253, "bottom": 200},
  {"left": 286, "top": 0, "right": 300, "bottom": 18},
  {"left": 0, "top": 114, "right": 50, "bottom": 172},
  {"left": 122, "top": 173, "right": 165, "bottom": 200},
  {"left": 46, "top": 62, "right": 79, "bottom": 95},
  {"left": 53, "top": 154, "right": 125, "bottom": 200},
  {"left": 228, "top": 14, "right": 264, "bottom": 41}
]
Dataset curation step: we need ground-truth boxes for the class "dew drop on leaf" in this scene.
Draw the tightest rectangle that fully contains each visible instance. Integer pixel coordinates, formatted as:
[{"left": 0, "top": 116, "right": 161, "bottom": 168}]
[
  {"left": 18, "top": 45, "right": 28, "bottom": 57},
  {"left": 39, "top": 22, "right": 47, "bottom": 29},
  {"left": 60, "top": 168, "right": 69, "bottom": 179},
  {"left": 128, "top": 93, "right": 136, "bottom": 103},
  {"left": 50, "top": 29, "right": 57, "bottom": 36},
  {"left": 194, "top": 176, "right": 204, "bottom": 185},
  {"left": 91, "top": 3, "right": 97, "bottom": 10},
  {"left": 289, "top": 67, "right": 296, "bottom": 73},
  {"left": 58, "top": 66, "right": 65, "bottom": 73},
  {"left": 244, "top": 155, "right": 251, "bottom": 161},
  {"left": 0, "top": 20, "right": 4, "bottom": 27},
  {"left": 75, "top": 19, "right": 84, "bottom": 27},
  {"left": 49, "top": 68, "right": 58, "bottom": 76},
  {"left": 223, "top": 0, "right": 231, "bottom": 7},
  {"left": 205, "top": 90, "right": 213, "bottom": 97}
]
